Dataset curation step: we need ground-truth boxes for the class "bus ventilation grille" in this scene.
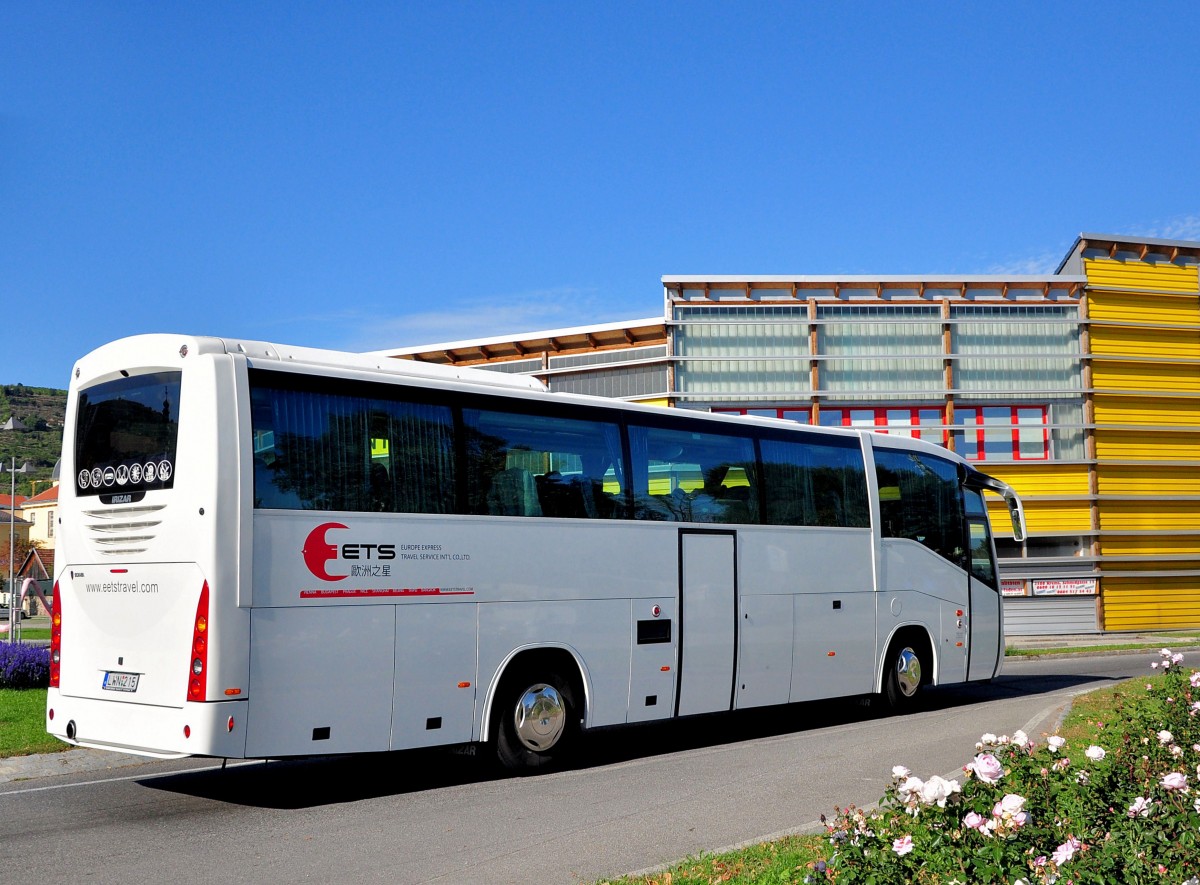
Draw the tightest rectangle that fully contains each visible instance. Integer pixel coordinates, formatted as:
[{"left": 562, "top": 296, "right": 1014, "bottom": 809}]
[{"left": 81, "top": 505, "right": 167, "bottom": 556}]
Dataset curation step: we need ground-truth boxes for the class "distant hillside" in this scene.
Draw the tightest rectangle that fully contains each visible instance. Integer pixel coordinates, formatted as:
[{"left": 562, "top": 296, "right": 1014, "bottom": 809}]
[{"left": 0, "top": 384, "right": 67, "bottom": 496}]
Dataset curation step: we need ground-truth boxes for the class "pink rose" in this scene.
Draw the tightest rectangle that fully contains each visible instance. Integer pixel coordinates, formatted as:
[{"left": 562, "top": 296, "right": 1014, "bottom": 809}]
[
  {"left": 1051, "top": 836, "right": 1081, "bottom": 866},
  {"left": 969, "top": 753, "right": 1004, "bottom": 784},
  {"left": 1128, "top": 796, "right": 1152, "bottom": 818},
  {"left": 1161, "top": 772, "right": 1188, "bottom": 792}
]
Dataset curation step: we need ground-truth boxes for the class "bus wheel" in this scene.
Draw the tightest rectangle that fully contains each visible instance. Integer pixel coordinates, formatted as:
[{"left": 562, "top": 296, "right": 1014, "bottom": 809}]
[
  {"left": 495, "top": 668, "right": 577, "bottom": 772},
  {"left": 883, "top": 639, "right": 926, "bottom": 711}
]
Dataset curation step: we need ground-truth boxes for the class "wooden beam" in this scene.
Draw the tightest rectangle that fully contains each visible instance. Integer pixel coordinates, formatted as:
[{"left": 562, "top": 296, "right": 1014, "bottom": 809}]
[
  {"left": 548, "top": 337, "right": 562, "bottom": 353},
  {"left": 624, "top": 329, "right": 636, "bottom": 346},
  {"left": 585, "top": 333, "right": 599, "bottom": 349}
]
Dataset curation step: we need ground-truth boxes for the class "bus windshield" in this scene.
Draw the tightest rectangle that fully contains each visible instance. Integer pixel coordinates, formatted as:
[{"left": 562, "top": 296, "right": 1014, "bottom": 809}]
[{"left": 75, "top": 371, "right": 182, "bottom": 497}]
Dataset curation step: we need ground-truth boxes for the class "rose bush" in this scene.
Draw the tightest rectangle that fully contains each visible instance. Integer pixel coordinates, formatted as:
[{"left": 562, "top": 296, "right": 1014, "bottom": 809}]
[{"left": 811, "top": 648, "right": 1200, "bottom": 884}]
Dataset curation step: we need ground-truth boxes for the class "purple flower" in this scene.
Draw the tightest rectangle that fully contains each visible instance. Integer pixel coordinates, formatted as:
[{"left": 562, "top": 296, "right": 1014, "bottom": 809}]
[{"left": 0, "top": 641, "right": 51, "bottom": 689}]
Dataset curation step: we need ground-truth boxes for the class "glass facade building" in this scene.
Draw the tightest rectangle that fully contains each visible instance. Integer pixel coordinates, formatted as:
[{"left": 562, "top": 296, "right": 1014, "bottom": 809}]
[{"left": 384, "top": 233, "right": 1200, "bottom": 635}]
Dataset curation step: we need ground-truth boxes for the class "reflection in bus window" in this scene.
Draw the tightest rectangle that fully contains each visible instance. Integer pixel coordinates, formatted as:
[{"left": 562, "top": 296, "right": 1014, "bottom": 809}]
[
  {"left": 875, "top": 448, "right": 965, "bottom": 568},
  {"left": 759, "top": 436, "right": 869, "bottom": 528},
  {"left": 250, "top": 377, "right": 455, "bottom": 513},
  {"left": 628, "top": 425, "right": 758, "bottom": 524},
  {"left": 462, "top": 408, "right": 625, "bottom": 519}
]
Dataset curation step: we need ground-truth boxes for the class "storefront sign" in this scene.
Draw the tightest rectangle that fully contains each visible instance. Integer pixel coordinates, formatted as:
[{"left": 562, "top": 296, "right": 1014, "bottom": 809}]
[
  {"left": 1031, "top": 579, "right": 1097, "bottom": 597},
  {"left": 1001, "top": 579, "right": 1028, "bottom": 597}
]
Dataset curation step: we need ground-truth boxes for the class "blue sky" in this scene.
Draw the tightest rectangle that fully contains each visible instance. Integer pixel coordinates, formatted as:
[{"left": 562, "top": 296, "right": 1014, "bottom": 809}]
[{"left": 3, "top": 2, "right": 1199, "bottom": 389}]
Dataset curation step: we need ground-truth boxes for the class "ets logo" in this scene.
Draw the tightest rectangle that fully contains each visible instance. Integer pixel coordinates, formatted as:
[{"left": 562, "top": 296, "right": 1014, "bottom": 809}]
[{"left": 302, "top": 523, "right": 395, "bottom": 581}]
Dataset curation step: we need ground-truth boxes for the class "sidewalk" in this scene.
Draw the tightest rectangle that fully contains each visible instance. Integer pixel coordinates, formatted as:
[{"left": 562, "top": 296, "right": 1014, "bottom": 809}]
[
  {"left": 1005, "top": 630, "right": 1200, "bottom": 655},
  {"left": 0, "top": 746, "right": 156, "bottom": 784},
  {"left": 6, "top": 631, "right": 1200, "bottom": 786}
]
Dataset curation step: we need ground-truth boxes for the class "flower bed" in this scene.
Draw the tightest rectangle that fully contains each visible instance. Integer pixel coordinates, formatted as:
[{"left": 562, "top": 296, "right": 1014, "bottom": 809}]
[
  {"left": 813, "top": 649, "right": 1200, "bottom": 884},
  {"left": 0, "top": 641, "right": 51, "bottom": 689}
]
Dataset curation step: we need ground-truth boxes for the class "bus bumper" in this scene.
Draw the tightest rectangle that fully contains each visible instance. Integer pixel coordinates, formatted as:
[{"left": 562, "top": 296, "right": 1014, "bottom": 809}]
[{"left": 46, "top": 690, "right": 250, "bottom": 759}]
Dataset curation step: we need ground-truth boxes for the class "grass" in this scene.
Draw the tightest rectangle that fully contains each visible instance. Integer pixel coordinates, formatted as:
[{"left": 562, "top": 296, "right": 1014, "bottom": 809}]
[
  {"left": 0, "top": 688, "right": 67, "bottom": 757},
  {"left": 596, "top": 835, "right": 826, "bottom": 885},
  {"left": 597, "top": 669, "right": 1155, "bottom": 885},
  {"left": 2, "top": 628, "right": 50, "bottom": 641},
  {"left": 1007, "top": 642, "right": 1174, "bottom": 657}
]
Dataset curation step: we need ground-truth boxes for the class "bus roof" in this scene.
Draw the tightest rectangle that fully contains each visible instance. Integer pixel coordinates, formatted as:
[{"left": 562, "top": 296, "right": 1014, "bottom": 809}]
[{"left": 71, "top": 334, "right": 549, "bottom": 394}]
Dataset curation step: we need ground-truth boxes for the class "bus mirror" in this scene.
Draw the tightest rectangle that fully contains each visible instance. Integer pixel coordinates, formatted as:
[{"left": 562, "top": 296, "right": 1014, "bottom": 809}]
[
  {"left": 1005, "top": 490, "right": 1027, "bottom": 543},
  {"left": 969, "top": 471, "right": 1027, "bottom": 544}
]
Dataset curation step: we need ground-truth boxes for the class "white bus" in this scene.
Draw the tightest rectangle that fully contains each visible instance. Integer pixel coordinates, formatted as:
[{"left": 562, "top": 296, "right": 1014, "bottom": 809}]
[{"left": 47, "top": 334, "right": 1026, "bottom": 770}]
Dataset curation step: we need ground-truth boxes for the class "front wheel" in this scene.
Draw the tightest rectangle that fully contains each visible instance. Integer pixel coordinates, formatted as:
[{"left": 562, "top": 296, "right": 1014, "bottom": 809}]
[
  {"left": 494, "top": 668, "right": 578, "bottom": 772},
  {"left": 883, "top": 640, "right": 926, "bottom": 711}
]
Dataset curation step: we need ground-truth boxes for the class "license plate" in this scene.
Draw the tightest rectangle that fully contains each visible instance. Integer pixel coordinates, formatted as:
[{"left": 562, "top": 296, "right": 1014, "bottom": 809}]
[{"left": 102, "top": 671, "right": 140, "bottom": 693}]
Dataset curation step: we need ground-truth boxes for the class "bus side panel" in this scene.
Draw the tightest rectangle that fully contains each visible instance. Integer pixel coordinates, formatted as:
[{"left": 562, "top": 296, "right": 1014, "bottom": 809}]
[
  {"left": 735, "top": 527, "right": 876, "bottom": 705},
  {"left": 627, "top": 596, "right": 677, "bottom": 723},
  {"left": 736, "top": 594, "right": 793, "bottom": 708},
  {"left": 245, "top": 605, "right": 396, "bottom": 757},
  {"left": 391, "top": 602, "right": 478, "bottom": 750},
  {"left": 791, "top": 590, "right": 877, "bottom": 702},
  {"left": 879, "top": 538, "right": 970, "bottom": 685},
  {"left": 477, "top": 599, "right": 632, "bottom": 734}
]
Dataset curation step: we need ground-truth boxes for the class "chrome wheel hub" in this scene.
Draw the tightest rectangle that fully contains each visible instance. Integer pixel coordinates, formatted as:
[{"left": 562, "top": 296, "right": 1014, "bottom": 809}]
[
  {"left": 513, "top": 683, "right": 566, "bottom": 752},
  {"left": 895, "top": 647, "right": 921, "bottom": 698}
]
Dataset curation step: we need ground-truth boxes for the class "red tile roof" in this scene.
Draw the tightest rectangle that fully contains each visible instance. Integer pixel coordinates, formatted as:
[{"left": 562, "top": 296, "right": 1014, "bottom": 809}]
[{"left": 24, "top": 485, "right": 58, "bottom": 505}]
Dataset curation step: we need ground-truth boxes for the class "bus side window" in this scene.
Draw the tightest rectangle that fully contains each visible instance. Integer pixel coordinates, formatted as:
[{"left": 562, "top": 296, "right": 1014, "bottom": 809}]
[
  {"left": 628, "top": 425, "right": 757, "bottom": 524},
  {"left": 760, "top": 436, "right": 869, "bottom": 528},
  {"left": 964, "top": 488, "right": 997, "bottom": 587},
  {"left": 463, "top": 408, "right": 624, "bottom": 519},
  {"left": 874, "top": 448, "right": 965, "bottom": 568}
]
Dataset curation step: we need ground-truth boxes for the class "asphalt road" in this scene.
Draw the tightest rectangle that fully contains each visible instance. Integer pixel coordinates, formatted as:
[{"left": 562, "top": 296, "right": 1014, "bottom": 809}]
[{"left": 0, "top": 653, "right": 1147, "bottom": 884}]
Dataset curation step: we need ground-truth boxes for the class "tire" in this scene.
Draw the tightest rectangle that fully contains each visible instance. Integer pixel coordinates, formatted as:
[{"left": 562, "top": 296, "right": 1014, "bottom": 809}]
[
  {"left": 882, "top": 637, "right": 927, "bottom": 711},
  {"left": 494, "top": 666, "right": 578, "bottom": 772}
]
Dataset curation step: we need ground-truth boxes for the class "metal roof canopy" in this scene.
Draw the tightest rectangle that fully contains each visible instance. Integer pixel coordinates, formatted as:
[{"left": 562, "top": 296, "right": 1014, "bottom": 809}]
[
  {"left": 379, "top": 317, "right": 667, "bottom": 366},
  {"left": 1056, "top": 232, "right": 1200, "bottom": 274}
]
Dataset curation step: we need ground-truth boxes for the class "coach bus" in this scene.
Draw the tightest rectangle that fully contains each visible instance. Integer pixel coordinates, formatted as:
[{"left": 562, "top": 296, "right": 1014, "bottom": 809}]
[{"left": 46, "top": 334, "right": 1026, "bottom": 770}]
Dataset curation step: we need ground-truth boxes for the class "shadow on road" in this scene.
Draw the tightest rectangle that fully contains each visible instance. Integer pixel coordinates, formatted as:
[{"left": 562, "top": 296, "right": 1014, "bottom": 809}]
[{"left": 139, "top": 667, "right": 1119, "bottom": 810}]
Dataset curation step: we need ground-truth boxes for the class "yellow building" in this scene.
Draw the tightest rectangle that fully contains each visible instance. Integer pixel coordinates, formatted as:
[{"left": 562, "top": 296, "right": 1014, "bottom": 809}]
[{"left": 384, "top": 233, "right": 1200, "bottom": 635}]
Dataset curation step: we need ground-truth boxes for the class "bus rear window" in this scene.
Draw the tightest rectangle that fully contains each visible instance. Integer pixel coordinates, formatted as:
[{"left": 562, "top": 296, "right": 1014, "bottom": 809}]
[{"left": 75, "top": 372, "right": 182, "bottom": 498}]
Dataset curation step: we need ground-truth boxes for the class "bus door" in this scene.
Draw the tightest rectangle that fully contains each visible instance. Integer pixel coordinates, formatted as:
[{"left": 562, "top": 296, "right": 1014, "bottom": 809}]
[
  {"left": 964, "top": 486, "right": 1002, "bottom": 680},
  {"left": 676, "top": 529, "right": 737, "bottom": 716}
]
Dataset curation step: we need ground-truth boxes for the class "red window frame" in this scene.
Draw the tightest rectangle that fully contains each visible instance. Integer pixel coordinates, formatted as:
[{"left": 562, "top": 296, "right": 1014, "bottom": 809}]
[
  {"left": 819, "top": 406, "right": 948, "bottom": 446},
  {"left": 954, "top": 406, "right": 1049, "bottom": 462},
  {"left": 713, "top": 404, "right": 1050, "bottom": 462}
]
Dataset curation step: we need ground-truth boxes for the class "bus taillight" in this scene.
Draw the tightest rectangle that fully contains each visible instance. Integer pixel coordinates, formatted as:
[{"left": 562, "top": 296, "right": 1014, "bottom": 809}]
[
  {"left": 187, "top": 582, "right": 210, "bottom": 702},
  {"left": 49, "top": 582, "right": 62, "bottom": 688}
]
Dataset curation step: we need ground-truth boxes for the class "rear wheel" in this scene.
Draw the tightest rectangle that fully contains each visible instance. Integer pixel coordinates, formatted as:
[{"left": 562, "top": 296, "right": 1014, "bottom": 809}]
[
  {"left": 494, "top": 667, "right": 578, "bottom": 772},
  {"left": 883, "top": 638, "right": 927, "bottom": 711}
]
